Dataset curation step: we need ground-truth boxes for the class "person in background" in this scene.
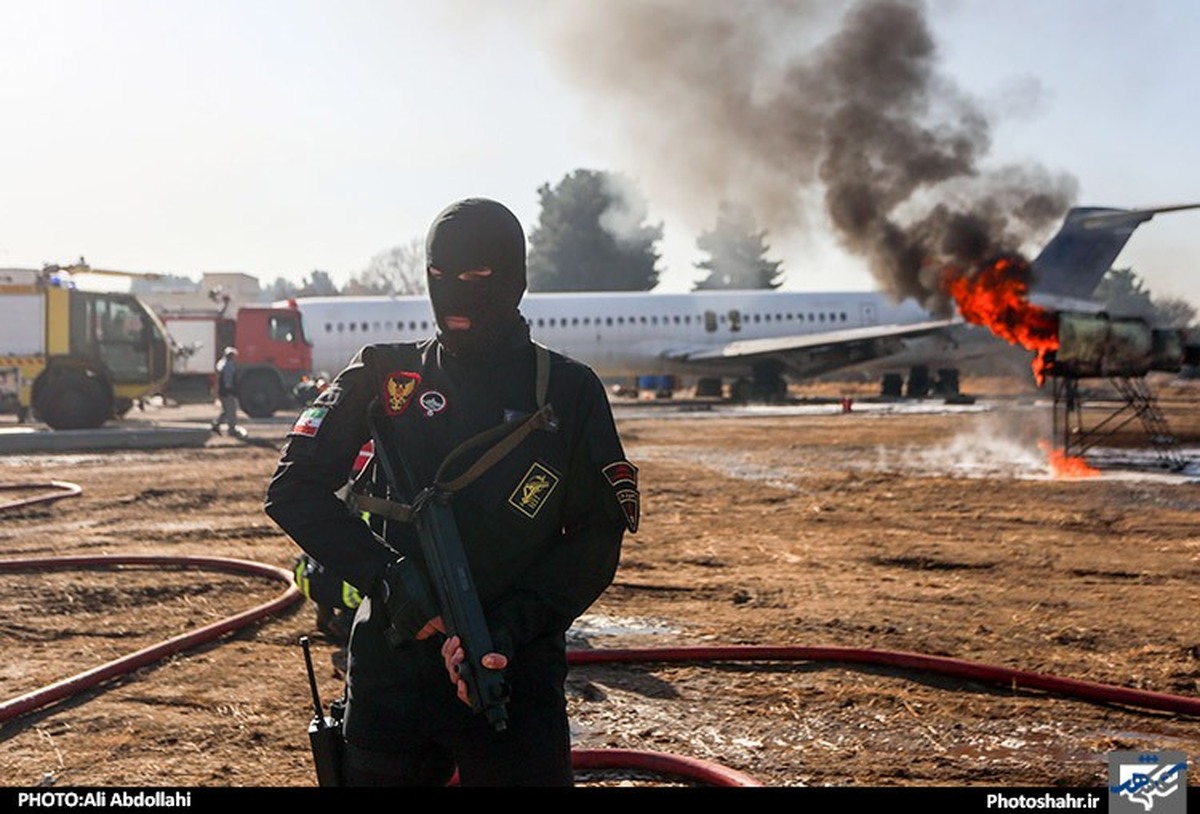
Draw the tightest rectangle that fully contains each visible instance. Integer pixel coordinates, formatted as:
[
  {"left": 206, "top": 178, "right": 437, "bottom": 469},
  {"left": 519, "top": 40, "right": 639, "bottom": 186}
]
[{"left": 212, "top": 346, "right": 245, "bottom": 439}]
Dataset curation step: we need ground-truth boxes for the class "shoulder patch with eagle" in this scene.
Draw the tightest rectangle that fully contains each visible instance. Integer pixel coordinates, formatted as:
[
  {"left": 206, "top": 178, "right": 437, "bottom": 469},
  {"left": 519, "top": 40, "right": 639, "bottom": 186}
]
[{"left": 382, "top": 370, "right": 421, "bottom": 416}]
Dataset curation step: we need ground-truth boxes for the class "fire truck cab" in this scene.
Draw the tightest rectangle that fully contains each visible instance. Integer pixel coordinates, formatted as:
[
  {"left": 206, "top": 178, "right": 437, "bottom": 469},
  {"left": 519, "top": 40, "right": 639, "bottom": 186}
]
[{"left": 160, "top": 303, "right": 312, "bottom": 417}]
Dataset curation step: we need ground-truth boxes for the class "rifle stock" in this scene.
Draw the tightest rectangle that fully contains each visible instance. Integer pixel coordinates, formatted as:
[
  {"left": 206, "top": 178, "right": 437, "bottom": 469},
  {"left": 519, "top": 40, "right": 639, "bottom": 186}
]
[{"left": 368, "top": 406, "right": 510, "bottom": 732}]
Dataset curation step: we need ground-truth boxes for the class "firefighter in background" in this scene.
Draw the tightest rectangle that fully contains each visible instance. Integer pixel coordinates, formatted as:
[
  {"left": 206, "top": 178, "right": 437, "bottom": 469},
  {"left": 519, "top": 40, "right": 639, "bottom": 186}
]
[{"left": 211, "top": 346, "right": 246, "bottom": 438}]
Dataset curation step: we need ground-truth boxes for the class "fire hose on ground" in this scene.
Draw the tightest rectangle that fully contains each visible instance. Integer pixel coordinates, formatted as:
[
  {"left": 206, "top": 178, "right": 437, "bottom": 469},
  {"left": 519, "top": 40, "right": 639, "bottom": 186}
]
[
  {"left": 2, "top": 487, "right": 1198, "bottom": 786},
  {"left": 0, "top": 481, "right": 82, "bottom": 512}
]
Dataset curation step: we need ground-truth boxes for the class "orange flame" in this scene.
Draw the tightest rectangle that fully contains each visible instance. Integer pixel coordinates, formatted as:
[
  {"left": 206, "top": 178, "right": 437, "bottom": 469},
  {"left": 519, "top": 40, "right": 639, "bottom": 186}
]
[
  {"left": 1037, "top": 440, "right": 1100, "bottom": 478},
  {"left": 943, "top": 256, "right": 1059, "bottom": 385}
]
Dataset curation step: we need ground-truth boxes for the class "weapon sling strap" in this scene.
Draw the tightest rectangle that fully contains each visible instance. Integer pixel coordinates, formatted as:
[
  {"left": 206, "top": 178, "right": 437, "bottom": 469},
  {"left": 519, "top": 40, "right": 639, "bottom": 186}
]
[{"left": 352, "top": 343, "right": 553, "bottom": 523}]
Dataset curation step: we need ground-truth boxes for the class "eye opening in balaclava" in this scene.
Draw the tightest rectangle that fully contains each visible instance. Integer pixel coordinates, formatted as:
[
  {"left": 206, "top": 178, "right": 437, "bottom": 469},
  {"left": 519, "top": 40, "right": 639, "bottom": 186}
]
[{"left": 425, "top": 197, "right": 527, "bottom": 357}]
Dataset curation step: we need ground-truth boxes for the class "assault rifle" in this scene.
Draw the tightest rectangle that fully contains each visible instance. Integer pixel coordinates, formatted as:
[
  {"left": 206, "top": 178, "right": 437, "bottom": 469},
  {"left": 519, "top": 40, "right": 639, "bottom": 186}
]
[{"left": 366, "top": 404, "right": 511, "bottom": 732}]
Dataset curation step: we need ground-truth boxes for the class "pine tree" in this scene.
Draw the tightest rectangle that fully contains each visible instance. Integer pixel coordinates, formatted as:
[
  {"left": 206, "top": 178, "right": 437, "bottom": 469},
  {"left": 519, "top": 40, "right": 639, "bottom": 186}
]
[
  {"left": 693, "top": 201, "right": 783, "bottom": 290},
  {"left": 527, "top": 169, "right": 662, "bottom": 291}
]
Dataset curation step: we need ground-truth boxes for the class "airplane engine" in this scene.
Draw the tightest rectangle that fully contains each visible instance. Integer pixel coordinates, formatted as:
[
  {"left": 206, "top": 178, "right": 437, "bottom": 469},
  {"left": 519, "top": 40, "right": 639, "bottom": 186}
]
[{"left": 1047, "top": 312, "right": 1200, "bottom": 378}]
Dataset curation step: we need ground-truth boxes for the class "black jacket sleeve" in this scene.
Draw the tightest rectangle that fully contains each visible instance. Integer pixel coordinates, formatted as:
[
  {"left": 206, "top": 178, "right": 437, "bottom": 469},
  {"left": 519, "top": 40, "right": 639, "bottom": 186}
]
[{"left": 263, "top": 347, "right": 397, "bottom": 594}]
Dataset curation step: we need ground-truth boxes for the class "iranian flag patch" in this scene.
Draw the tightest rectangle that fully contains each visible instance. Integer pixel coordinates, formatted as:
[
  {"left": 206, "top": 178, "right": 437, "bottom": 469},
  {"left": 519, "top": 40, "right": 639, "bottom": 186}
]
[{"left": 290, "top": 407, "right": 329, "bottom": 438}]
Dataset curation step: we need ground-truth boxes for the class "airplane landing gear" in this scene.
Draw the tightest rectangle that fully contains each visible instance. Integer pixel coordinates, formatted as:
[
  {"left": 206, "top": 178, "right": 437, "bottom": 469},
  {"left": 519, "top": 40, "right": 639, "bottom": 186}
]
[
  {"left": 731, "top": 364, "right": 788, "bottom": 403},
  {"left": 695, "top": 377, "right": 723, "bottom": 398},
  {"left": 905, "top": 365, "right": 931, "bottom": 398}
]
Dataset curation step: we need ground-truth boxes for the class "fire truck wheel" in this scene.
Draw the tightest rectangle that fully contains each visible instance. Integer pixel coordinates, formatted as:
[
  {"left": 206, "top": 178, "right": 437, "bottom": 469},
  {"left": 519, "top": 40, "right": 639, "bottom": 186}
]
[
  {"left": 238, "top": 371, "right": 283, "bottom": 418},
  {"left": 34, "top": 371, "right": 113, "bottom": 430}
]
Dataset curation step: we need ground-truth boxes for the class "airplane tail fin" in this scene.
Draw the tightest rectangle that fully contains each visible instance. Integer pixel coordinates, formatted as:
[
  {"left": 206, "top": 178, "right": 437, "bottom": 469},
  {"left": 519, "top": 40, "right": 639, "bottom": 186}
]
[{"left": 1029, "top": 203, "right": 1200, "bottom": 299}]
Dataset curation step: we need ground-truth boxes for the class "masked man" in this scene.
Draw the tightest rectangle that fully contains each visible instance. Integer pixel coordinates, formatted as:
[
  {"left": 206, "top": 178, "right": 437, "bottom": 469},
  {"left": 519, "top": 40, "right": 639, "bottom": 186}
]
[{"left": 265, "top": 198, "right": 637, "bottom": 786}]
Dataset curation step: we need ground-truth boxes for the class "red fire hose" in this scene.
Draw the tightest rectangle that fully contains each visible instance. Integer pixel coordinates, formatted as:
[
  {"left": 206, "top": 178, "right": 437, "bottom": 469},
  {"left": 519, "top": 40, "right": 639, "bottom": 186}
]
[
  {"left": 0, "top": 554, "right": 303, "bottom": 722},
  {"left": 568, "top": 645, "right": 1200, "bottom": 717}
]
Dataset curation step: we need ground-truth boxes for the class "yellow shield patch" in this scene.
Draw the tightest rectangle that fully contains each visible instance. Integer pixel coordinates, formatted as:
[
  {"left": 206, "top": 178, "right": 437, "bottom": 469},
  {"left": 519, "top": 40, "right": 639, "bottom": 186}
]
[
  {"left": 508, "top": 462, "right": 560, "bottom": 519},
  {"left": 383, "top": 370, "right": 421, "bottom": 416}
]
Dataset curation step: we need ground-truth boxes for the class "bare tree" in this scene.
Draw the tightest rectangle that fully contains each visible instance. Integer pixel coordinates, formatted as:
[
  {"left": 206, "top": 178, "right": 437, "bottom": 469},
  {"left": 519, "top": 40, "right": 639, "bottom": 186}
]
[
  {"left": 1152, "top": 296, "right": 1198, "bottom": 329},
  {"left": 346, "top": 238, "right": 427, "bottom": 295}
]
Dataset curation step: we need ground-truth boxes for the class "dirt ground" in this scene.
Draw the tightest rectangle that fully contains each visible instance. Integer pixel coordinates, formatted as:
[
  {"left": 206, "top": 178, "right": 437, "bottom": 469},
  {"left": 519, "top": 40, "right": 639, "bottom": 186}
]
[{"left": 0, "top": 375, "right": 1198, "bottom": 789}]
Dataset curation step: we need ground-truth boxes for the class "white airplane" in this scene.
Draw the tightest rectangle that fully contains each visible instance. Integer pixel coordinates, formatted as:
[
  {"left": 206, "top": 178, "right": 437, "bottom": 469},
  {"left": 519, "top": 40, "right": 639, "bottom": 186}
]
[
  {"left": 290, "top": 288, "right": 965, "bottom": 396},
  {"left": 286, "top": 204, "right": 1198, "bottom": 397}
]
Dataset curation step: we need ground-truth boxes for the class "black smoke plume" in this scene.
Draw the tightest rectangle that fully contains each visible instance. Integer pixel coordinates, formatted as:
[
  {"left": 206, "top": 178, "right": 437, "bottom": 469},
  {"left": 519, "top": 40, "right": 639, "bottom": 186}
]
[{"left": 535, "top": 0, "right": 1077, "bottom": 312}]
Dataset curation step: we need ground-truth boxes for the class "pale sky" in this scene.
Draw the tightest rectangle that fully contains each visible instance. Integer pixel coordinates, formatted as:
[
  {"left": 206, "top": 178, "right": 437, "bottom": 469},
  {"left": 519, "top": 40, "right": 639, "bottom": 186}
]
[{"left": 1, "top": 0, "right": 1198, "bottom": 303}]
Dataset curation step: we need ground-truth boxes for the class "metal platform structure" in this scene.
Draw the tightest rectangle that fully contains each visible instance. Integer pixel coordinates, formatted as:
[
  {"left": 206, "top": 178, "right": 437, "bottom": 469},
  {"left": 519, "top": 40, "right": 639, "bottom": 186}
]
[{"left": 1049, "top": 375, "right": 1187, "bottom": 471}]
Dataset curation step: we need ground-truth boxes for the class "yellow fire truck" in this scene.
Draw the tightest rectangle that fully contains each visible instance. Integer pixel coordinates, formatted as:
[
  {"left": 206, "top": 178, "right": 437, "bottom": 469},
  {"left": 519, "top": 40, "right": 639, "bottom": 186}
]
[{"left": 0, "top": 263, "right": 171, "bottom": 429}]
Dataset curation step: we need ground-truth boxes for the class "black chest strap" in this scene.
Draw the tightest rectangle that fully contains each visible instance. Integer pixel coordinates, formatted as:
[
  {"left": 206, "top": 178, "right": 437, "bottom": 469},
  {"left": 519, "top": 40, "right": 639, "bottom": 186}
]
[{"left": 351, "top": 343, "right": 554, "bottom": 522}]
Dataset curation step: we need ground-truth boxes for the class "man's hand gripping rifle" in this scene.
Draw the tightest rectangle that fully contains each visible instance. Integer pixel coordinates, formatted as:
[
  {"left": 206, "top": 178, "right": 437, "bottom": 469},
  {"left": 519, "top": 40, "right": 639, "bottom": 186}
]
[{"left": 365, "top": 402, "right": 551, "bottom": 733}]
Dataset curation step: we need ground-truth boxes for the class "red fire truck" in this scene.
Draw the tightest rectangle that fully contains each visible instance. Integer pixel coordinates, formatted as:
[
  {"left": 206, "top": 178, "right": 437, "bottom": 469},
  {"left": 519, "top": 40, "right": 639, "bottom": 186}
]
[{"left": 160, "top": 302, "right": 313, "bottom": 417}]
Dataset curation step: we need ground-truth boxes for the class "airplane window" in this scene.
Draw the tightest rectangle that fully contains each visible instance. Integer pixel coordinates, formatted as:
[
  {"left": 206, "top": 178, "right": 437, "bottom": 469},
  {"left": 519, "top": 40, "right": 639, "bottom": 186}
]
[
  {"left": 549, "top": 318, "right": 556, "bottom": 327},
  {"left": 639, "top": 316, "right": 647, "bottom": 325},
  {"left": 537, "top": 318, "right": 545, "bottom": 327},
  {"left": 651, "top": 316, "right": 658, "bottom": 325},
  {"left": 421, "top": 321, "right": 428, "bottom": 330},
  {"left": 572, "top": 317, "right": 579, "bottom": 326},
  {"left": 337, "top": 322, "right": 344, "bottom": 332},
  {"left": 325, "top": 323, "right": 332, "bottom": 333},
  {"left": 819, "top": 313, "right": 826, "bottom": 322},
  {"left": 753, "top": 314, "right": 761, "bottom": 323},
  {"left": 385, "top": 321, "right": 393, "bottom": 330},
  {"left": 673, "top": 315, "right": 680, "bottom": 325},
  {"left": 617, "top": 317, "right": 625, "bottom": 325},
  {"left": 840, "top": 312, "right": 848, "bottom": 321},
  {"left": 583, "top": 317, "right": 590, "bottom": 325},
  {"left": 775, "top": 314, "right": 782, "bottom": 321},
  {"left": 373, "top": 321, "right": 380, "bottom": 330},
  {"left": 362, "top": 322, "right": 368, "bottom": 332},
  {"left": 606, "top": 317, "right": 613, "bottom": 326}
]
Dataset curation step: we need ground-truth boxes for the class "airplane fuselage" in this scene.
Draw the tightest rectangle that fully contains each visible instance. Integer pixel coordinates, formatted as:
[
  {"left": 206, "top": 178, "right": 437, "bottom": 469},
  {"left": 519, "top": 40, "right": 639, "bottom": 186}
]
[{"left": 290, "top": 290, "right": 951, "bottom": 380}]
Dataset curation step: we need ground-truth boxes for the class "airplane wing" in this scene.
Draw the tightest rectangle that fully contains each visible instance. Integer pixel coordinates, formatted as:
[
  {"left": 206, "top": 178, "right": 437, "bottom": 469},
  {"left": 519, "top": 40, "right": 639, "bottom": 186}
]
[{"left": 662, "top": 319, "right": 958, "bottom": 377}]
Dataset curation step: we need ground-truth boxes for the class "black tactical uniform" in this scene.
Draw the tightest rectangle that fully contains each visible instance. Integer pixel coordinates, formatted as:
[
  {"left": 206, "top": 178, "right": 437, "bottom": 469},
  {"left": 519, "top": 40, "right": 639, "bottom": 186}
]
[{"left": 264, "top": 198, "right": 636, "bottom": 786}]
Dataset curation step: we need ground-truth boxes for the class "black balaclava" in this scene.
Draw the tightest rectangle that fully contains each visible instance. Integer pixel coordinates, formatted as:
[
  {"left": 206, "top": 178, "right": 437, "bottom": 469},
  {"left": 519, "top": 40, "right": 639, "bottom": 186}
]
[{"left": 425, "top": 197, "right": 527, "bottom": 358}]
